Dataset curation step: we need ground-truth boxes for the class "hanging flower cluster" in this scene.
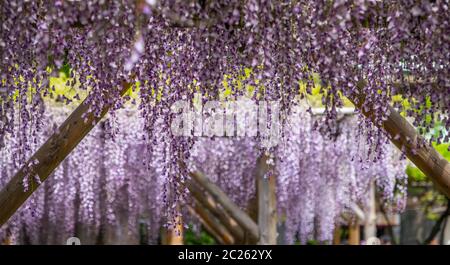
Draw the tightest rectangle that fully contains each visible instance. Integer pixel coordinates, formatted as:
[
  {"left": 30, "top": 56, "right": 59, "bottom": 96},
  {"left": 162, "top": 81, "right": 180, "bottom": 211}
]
[
  {"left": 276, "top": 107, "right": 407, "bottom": 243},
  {"left": 0, "top": 107, "right": 165, "bottom": 244},
  {"left": 1, "top": 0, "right": 448, "bottom": 159},
  {"left": 0, "top": 0, "right": 444, "bottom": 244},
  {"left": 0, "top": 107, "right": 407, "bottom": 244},
  {"left": 188, "top": 137, "right": 261, "bottom": 210},
  {"left": 187, "top": 107, "right": 407, "bottom": 244}
]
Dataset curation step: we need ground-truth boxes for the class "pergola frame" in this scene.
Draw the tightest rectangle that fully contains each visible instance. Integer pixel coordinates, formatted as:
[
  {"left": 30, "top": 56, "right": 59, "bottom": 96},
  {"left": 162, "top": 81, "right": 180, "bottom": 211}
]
[
  {"left": 0, "top": 80, "right": 448, "bottom": 243},
  {"left": 0, "top": 3, "right": 449, "bottom": 243}
]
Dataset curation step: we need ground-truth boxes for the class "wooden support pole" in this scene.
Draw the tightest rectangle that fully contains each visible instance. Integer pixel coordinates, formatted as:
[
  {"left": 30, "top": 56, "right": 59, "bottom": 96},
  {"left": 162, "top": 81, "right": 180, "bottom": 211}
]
[
  {"left": 1, "top": 233, "right": 13, "bottom": 245},
  {"left": 165, "top": 221, "right": 184, "bottom": 245},
  {"left": 348, "top": 221, "right": 360, "bottom": 245},
  {"left": 189, "top": 171, "right": 260, "bottom": 242},
  {"left": 187, "top": 180, "right": 245, "bottom": 243},
  {"left": 349, "top": 81, "right": 450, "bottom": 197},
  {"left": 161, "top": 204, "right": 184, "bottom": 245},
  {"left": 161, "top": 225, "right": 184, "bottom": 245},
  {"left": 255, "top": 154, "right": 277, "bottom": 245},
  {"left": 364, "top": 181, "right": 377, "bottom": 241},
  {"left": 0, "top": 80, "right": 133, "bottom": 227},
  {"left": 333, "top": 225, "right": 341, "bottom": 245}
]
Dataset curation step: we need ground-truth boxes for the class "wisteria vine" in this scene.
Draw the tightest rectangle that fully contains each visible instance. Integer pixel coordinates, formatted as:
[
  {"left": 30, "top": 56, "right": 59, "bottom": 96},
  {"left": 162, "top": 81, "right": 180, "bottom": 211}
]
[
  {"left": 0, "top": 108, "right": 407, "bottom": 244},
  {"left": 0, "top": 0, "right": 447, "bottom": 244}
]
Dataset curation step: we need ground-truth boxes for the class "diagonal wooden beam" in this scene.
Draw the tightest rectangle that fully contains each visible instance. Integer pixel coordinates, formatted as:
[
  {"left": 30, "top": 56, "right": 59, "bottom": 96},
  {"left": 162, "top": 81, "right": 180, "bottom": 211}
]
[
  {"left": 0, "top": 80, "right": 133, "bottom": 226},
  {"left": 187, "top": 206, "right": 226, "bottom": 245},
  {"left": 189, "top": 171, "right": 260, "bottom": 242},
  {"left": 187, "top": 179, "right": 245, "bottom": 243},
  {"left": 191, "top": 196, "right": 235, "bottom": 244},
  {"left": 349, "top": 81, "right": 450, "bottom": 198}
]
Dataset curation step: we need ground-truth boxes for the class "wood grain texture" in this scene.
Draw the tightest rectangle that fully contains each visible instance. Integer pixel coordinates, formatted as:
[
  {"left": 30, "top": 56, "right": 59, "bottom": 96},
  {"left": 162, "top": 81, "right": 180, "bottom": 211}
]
[
  {"left": 0, "top": 81, "right": 132, "bottom": 226},
  {"left": 189, "top": 171, "right": 260, "bottom": 242},
  {"left": 349, "top": 81, "right": 450, "bottom": 197},
  {"left": 255, "top": 154, "right": 277, "bottom": 245}
]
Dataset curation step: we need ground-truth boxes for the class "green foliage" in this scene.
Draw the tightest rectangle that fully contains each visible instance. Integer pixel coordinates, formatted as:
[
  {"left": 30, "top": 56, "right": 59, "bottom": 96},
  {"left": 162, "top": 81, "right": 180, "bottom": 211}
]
[
  {"left": 184, "top": 225, "right": 216, "bottom": 245},
  {"left": 407, "top": 143, "right": 450, "bottom": 183},
  {"left": 406, "top": 165, "right": 427, "bottom": 182},
  {"left": 59, "top": 63, "right": 71, "bottom": 78},
  {"left": 306, "top": 239, "right": 321, "bottom": 245},
  {"left": 406, "top": 141, "right": 448, "bottom": 221}
]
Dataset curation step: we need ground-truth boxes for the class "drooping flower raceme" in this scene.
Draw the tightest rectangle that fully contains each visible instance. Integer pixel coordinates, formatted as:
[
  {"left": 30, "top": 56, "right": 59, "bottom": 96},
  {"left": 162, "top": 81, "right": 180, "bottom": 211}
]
[
  {"left": 0, "top": 107, "right": 407, "bottom": 244},
  {"left": 0, "top": 0, "right": 440, "bottom": 244}
]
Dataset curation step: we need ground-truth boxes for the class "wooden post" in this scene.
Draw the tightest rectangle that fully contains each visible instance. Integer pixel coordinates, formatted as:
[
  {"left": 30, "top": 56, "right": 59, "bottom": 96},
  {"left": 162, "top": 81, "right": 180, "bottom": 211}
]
[
  {"left": 164, "top": 225, "right": 184, "bottom": 245},
  {"left": 255, "top": 154, "right": 277, "bottom": 245},
  {"left": 348, "top": 221, "right": 360, "bottom": 245},
  {"left": 0, "top": 80, "right": 133, "bottom": 227},
  {"left": 333, "top": 225, "right": 341, "bottom": 245},
  {"left": 364, "top": 181, "right": 377, "bottom": 241},
  {"left": 349, "top": 81, "right": 450, "bottom": 197},
  {"left": 161, "top": 206, "right": 184, "bottom": 245},
  {"left": 1, "top": 234, "right": 13, "bottom": 245}
]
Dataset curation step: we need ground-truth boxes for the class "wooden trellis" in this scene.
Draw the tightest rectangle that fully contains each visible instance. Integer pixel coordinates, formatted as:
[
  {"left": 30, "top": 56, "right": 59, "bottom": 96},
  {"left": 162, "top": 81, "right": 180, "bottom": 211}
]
[{"left": 0, "top": 79, "right": 449, "bottom": 246}]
